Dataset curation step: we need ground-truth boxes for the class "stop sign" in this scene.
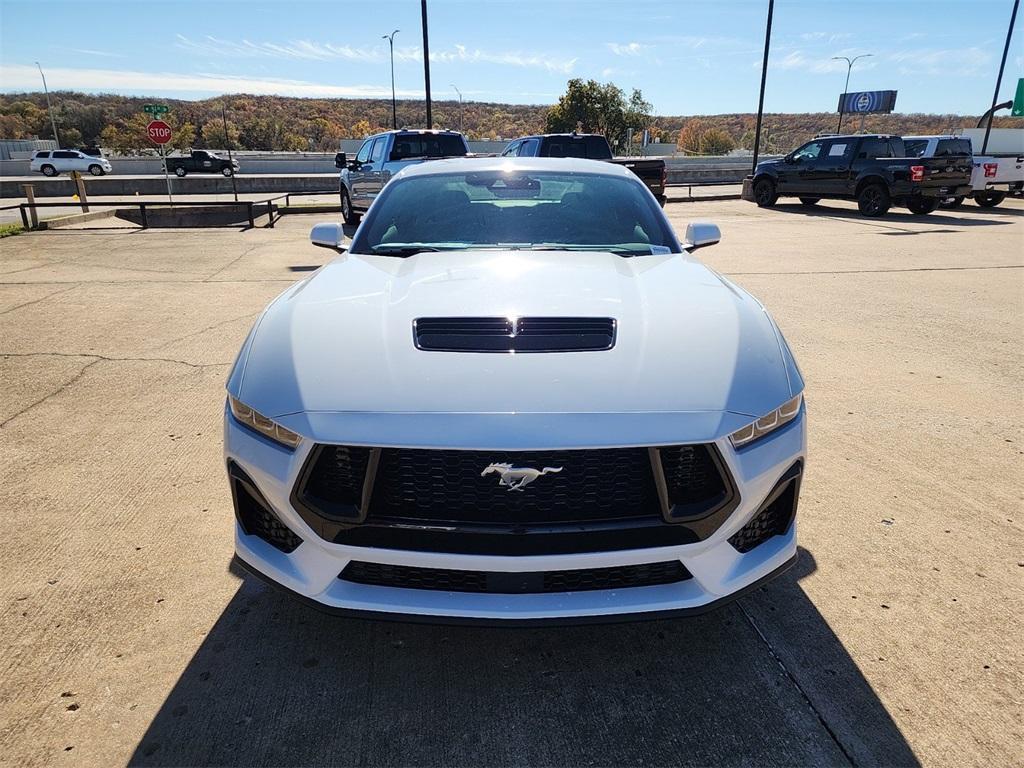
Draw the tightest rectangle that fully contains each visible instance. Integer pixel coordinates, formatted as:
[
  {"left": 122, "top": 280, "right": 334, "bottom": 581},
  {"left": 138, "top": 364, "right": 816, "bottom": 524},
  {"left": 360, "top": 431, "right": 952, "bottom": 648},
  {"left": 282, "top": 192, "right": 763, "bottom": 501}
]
[{"left": 147, "top": 120, "right": 172, "bottom": 144}]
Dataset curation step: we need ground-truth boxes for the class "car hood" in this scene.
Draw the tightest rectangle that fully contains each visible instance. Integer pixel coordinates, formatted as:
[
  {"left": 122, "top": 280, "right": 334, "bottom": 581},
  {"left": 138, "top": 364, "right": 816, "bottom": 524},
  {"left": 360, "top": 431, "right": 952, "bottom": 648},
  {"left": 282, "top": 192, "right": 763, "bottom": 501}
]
[{"left": 230, "top": 249, "right": 800, "bottom": 442}]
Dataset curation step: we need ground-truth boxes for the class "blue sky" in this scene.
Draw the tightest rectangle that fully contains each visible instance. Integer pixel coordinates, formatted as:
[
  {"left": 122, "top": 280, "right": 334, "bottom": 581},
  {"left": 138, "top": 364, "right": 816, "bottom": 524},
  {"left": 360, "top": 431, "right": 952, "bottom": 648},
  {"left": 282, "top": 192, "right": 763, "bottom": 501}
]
[{"left": 0, "top": 0, "right": 1020, "bottom": 114}]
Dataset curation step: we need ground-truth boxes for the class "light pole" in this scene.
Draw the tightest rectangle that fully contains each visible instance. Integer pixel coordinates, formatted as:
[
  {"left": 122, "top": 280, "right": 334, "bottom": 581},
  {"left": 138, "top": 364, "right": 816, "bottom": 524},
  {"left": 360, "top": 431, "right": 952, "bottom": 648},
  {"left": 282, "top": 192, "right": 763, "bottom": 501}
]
[
  {"left": 833, "top": 54, "right": 873, "bottom": 132},
  {"left": 382, "top": 29, "right": 399, "bottom": 129},
  {"left": 35, "top": 62, "right": 60, "bottom": 147},
  {"left": 450, "top": 84, "right": 463, "bottom": 134}
]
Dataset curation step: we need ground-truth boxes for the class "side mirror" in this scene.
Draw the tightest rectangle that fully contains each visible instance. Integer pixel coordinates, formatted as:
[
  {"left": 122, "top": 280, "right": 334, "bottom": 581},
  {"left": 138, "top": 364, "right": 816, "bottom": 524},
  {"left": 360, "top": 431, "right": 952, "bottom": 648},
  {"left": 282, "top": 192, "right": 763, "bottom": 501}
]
[
  {"left": 309, "top": 222, "right": 346, "bottom": 250},
  {"left": 683, "top": 221, "right": 721, "bottom": 251},
  {"left": 334, "top": 152, "right": 347, "bottom": 169}
]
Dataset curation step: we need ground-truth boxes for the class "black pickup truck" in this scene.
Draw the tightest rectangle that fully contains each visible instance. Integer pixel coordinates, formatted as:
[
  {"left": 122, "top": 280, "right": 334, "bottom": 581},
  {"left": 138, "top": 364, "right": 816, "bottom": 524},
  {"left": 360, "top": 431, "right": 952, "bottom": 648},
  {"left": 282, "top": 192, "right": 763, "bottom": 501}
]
[
  {"left": 742, "top": 134, "right": 972, "bottom": 216},
  {"left": 502, "top": 133, "right": 667, "bottom": 206},
  {"left": 165, "top": 149, "right": 239, "bottom": 177}
]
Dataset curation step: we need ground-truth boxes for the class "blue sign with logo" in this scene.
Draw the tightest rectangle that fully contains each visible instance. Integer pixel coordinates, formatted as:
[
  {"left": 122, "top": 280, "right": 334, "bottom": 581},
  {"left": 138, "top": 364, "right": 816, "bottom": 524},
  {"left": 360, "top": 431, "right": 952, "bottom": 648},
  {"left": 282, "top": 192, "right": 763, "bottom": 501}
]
[{"left": 838, "top": 90, "right": 898, "bottom": 114}]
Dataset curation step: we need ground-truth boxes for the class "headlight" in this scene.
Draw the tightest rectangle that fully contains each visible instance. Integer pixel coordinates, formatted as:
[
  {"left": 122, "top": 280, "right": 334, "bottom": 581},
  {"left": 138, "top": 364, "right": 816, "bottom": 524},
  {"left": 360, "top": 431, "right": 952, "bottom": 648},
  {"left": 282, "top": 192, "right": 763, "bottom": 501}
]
[
  {"left": 228, "top": 396, "right": 301, "bottom": 449},
  {"left": 729, "top": 393, "right": 803, "bottom": 449}
]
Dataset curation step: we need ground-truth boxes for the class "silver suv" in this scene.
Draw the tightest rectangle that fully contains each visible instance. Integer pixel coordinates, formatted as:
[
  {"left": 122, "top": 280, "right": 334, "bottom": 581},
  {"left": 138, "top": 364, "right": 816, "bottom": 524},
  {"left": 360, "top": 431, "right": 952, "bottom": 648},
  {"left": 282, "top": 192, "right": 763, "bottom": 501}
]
[{"left": 335, "top": 130, "right": 468, "bottom": 224}]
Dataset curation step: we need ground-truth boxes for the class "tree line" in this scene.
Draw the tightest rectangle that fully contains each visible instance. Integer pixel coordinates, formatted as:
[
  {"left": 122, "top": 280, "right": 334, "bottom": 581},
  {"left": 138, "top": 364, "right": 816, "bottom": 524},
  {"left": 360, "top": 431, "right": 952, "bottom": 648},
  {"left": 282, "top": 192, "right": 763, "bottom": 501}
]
[{"left": 0, "top": 84, "right": 1013, "bottom": 155}]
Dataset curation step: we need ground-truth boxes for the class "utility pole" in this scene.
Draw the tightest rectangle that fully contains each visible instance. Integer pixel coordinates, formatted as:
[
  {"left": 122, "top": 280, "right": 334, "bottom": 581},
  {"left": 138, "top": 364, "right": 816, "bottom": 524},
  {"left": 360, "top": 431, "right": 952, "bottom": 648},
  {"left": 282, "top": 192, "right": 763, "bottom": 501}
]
[
  {"left": 450, "top": 84, "right": 463, "bottom": 133},
  {"left": 832, "top": 54, "right": 873, "bottom": 132},
  {"left": 421, "top": 0, "right": 432, "bottom": 128},
  {"left": 982, "top": 0, "right": 1019, "bottom": 154},
  {"left": 751, "top": 0, "right": 774, "bottom": 175},
  {"left": 35, "top": 62, "right": 60, "bottom": 147},
  {"left": 383, "top": 29, "right": 399, "bottom": 129},
  {"left": 221, "top": 100, "right": 238, "bottom": 202}
]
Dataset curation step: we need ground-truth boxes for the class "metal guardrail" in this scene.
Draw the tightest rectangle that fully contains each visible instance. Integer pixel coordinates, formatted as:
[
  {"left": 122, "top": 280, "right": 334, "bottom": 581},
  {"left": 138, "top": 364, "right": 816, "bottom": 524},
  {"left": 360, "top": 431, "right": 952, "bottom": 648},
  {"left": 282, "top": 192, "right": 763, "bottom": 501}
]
[{"left": 5, "top": 198, "right": 284, "bottom": 230}]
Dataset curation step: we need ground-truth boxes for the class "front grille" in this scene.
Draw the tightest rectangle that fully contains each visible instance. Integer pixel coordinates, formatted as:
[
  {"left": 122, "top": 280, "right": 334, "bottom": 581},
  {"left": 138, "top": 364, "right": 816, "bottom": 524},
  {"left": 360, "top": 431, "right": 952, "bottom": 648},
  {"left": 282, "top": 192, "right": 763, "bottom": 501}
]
[
  {"left": 659, "top": 445, "right": 729, "bottom": 507},
  {"left": 729, "top": 470, "right": 799, "bottom": 553},
  {"left": 340, "top": 560, "right": 691, "bottom": 594},
  {"left": 368, "top": 447, "right": 661, "bottom": 525},
  {"left": 414, "top": 316, "right": 616, "bottom": 352},
  {"left": 297, "top": 445, "right": 372, "bottom": 520}
]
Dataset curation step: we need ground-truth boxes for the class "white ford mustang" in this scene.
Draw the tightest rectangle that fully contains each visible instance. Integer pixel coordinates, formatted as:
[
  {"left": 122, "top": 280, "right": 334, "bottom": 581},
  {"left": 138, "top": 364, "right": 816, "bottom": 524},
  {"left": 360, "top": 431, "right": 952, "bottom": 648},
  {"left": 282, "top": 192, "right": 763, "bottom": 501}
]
[{"left": 225, "top": 157, "right": 806, "bottom": 624}]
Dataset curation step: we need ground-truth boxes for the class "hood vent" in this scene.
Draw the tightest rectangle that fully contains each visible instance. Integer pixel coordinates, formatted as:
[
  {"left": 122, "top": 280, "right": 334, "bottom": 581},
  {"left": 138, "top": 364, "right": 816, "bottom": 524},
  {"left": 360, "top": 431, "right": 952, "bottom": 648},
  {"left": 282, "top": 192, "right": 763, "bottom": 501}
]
[{"left": 414, "top": 316, "right": 616, "bottom": 353}]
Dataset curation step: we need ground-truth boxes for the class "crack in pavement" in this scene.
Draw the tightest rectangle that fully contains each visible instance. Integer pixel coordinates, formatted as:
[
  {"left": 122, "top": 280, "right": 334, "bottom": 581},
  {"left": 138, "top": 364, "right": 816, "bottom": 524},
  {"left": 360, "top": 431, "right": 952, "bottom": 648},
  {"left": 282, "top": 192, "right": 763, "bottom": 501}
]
[
  {"left": 0, "top": 351, "right": 230, "bottom": 369},
  {"left": 0, "top": 283, "right": 81, "bottom": 316},
  {"left": 727, "top": 264, "right": 1023, "bottom": 276},
  {"left": 203, "top": 244, "right": 263, "bottom": 281},
  {"left": 737, "top": 599, "right": 857, "bottom": 767},
  {"left": 147, "top": 311, "right": 261, "bottom": 353},
  {"left": 0, "top": 357, "right": 100, "bottom": 429}
]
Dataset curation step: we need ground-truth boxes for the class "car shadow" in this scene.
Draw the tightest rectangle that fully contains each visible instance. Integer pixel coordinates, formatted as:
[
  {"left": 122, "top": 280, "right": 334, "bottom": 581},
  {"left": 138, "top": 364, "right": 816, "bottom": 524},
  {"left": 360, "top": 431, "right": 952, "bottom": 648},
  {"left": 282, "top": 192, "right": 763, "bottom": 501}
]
[
  {"left": 128, "top": 547, "right": 918, "bottom": 767},
  {"left": 772, "top": 202, "right": 1018, "bottom": 228}
]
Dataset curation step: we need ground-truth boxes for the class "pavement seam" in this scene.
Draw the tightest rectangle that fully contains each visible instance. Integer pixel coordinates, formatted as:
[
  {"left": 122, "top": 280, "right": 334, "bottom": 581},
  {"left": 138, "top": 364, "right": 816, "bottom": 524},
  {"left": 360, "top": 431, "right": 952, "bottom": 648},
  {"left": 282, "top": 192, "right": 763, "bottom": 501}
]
[
  {"left": 0, "top": 351, "right": 230, "bottom": 369},
  {"left": 737, "top": 598, "right": 858, "bottom": 767},
  {"left": 202, "top": 244, "right": 262, "bottom": 281},
  {"left": 727, "top": 264, "right": 1023, "bottom": 276},
  {"left": 0, "top": 357, "right": 101, "bottom": 429}
]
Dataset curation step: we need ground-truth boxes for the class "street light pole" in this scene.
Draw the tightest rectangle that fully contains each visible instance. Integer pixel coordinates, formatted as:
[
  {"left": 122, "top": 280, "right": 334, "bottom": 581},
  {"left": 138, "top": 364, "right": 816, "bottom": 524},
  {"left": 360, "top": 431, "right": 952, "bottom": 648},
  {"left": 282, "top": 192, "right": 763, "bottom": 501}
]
[
  {"left": 421, "top": 0, "right": 432, "bottom": 128},
  {"left": 450, "top": 84, "right": 463, "bottom": 134},
  {"left": 833, "top": 54, "right": 873, "bottom": 132},
  {"left": 35, "top": 62, "right": 60, "bottom": 147},
  {"left": 751, "top": 0, "right": 774, "bottom": 175},
  {"left": 382, "top": 29, "right": 399, "bottom": 130}
]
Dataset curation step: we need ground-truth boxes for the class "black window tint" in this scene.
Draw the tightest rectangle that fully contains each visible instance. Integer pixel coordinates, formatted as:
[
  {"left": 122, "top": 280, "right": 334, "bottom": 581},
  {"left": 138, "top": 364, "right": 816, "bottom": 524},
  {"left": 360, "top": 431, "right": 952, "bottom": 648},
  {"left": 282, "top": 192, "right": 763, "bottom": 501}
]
[
  {"left": 355, "top": 139, "right": 373, "bottom": 164},
  {"left": 388, "top": 134, "right": 466, "bottom": 160},
  {"left": 936, "top": 139, "right": 971, "bottom": 156},
  {"left": 887, "top": 139, "right": 904, "bottom": 157},
  {"left": 35, "top": 151, "right": 50, "bottom": 158},
  {"left": 54, "top": 151, "right": 77, "bottom": 158},
  {"left": 521, "top": 139, "right": 539, "bottom": 156},
  {"left": 904, "top": 139, "right": 927, "bottom": 158},
  {"left": 859, "top": 139, "right": 888, "bottom": 158}
]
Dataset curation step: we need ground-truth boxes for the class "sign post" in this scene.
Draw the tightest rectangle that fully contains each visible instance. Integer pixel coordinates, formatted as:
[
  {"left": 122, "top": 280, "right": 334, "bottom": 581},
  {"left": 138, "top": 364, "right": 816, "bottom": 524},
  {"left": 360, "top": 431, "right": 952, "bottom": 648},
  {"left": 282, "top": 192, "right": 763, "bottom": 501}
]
[{"left": 147, "top": 119, "right": 173, "bottom": 206}]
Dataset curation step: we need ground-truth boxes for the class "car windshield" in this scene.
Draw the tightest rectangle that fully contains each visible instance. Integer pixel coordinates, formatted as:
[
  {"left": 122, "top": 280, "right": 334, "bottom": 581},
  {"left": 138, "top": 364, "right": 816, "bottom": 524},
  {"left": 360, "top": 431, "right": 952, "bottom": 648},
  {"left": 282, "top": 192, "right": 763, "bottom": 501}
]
[{"left": 350, "top": 169, "right": 677, "bottom": 256}]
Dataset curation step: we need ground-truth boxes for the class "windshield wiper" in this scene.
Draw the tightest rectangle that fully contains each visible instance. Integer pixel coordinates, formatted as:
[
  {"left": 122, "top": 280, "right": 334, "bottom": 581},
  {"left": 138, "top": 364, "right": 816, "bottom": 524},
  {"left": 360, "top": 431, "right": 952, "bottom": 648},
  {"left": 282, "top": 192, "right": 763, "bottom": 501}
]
[
  {"left": 526, "top": 244, "right": 648, "bottom": 256},
  {"left": 369, "top": 244, "right": 449, "bottom": 257}
]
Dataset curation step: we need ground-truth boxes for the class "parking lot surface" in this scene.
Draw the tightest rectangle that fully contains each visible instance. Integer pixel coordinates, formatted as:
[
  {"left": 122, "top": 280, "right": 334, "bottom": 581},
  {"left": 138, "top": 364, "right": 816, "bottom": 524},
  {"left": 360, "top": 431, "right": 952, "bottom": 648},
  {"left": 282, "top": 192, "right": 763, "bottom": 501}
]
[{"left": 1, "top": 199, "right": 1021, "bottom": 767}]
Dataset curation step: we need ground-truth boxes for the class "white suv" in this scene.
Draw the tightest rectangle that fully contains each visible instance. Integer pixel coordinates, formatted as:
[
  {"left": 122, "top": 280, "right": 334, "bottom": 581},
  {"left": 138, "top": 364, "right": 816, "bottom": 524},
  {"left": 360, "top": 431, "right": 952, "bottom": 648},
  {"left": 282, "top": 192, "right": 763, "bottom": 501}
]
[{"left": 30, "top": 150, "right": 112, "bottom": 177}]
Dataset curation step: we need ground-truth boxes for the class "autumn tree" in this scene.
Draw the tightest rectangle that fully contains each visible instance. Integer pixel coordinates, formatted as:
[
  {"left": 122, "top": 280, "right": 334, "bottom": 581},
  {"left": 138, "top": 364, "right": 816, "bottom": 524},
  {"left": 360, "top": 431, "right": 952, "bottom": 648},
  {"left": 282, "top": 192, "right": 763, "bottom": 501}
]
[
  {"left": 699, "top": 128, "right": 736, "bottom": 155},
  {"left": 676, "top": 119, "right": 709, "bottom": 154}
]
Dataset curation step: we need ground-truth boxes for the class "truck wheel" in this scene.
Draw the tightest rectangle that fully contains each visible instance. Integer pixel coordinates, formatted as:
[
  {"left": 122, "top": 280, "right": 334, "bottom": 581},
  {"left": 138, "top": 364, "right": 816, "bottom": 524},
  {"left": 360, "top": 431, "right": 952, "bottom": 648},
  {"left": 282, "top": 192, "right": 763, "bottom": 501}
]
[
  {"left": 41, "top": 164, "right": 57, "bottom": 177},
  {"left": 974, "top": 191, "right": 1006, "bottom": 208},
  {"left": 857, "top": 183, "right": 890, "bottom": 217},
  {"left": 906, "top": 198, "right": 939, "bottom": 215},
  {"left": 753, "top": 178, "right": 777, "bottom": 208},
  {"left": 799, "top": 197, "right": 820, "bottom": 206},
  {"left": 174, "top": 167, "right": 187, "bottom": 177},
  {"left": 221, "top": 167, "right": 234, "bottom": 177},
  {"left": 940, "top": 196, "right": 965, "bottom": 209},
  {"left": 340, "top": 188, "right": 360, "bottom": 225},
  {"left": 88, "top": 164, "right": 105, "bottom": 176}
]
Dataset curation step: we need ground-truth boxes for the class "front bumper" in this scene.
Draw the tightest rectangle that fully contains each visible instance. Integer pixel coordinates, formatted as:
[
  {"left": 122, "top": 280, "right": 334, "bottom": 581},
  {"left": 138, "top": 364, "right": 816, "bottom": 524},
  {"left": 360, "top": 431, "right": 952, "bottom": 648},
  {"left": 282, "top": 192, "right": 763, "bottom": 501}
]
[{"left": 225, "top": 408, "right": 806, "bottom": 623}]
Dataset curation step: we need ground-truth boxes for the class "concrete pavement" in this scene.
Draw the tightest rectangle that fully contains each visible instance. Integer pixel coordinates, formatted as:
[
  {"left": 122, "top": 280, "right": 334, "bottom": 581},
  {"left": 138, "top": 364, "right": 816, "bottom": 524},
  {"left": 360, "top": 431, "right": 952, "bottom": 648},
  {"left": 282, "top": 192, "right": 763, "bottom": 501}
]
[{"left": 0, "top": 199, "right": 1021, "bottom": 767}]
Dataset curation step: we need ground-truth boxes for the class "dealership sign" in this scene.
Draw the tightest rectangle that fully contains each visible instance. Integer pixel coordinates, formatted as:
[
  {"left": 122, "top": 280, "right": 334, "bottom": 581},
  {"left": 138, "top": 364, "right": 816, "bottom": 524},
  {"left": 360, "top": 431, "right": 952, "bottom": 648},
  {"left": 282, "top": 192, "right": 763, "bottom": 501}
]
[{"left": 837, "top": 90, "right": 898, "bottom": 114}]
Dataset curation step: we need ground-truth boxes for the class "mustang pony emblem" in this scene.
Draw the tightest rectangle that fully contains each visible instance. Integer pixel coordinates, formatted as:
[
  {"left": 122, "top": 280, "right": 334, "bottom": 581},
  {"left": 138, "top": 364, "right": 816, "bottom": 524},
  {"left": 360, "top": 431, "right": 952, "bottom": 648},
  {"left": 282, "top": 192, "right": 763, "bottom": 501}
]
[{"left": 481, "top": 463, "right": 563, "bottom": 492}]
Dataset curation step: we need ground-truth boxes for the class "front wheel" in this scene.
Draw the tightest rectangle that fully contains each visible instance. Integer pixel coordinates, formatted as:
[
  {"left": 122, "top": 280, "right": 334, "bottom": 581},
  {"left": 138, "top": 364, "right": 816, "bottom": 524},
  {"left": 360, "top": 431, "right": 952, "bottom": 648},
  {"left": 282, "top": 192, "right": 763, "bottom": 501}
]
[
  {"left": 221, "top": 166, "right": 234, "bottom": 177},
  {"left": 41, "top": 164, "right": 57, "bottom": 177},
  {"left": 88, "top": 164, "right": 105, "bottom": 176},
  {"left": 340, "top": 188, "right": 361, "bottom": 225},
  {"left": 857, "top": 183, "right": 890, "bottom": 217},
  {"left": 974, "top": 191, "right": 1006, "bottom": 208},
  {"left": 174, "top": 167, "right": 187, "bottom": 177},
  {"left": 753, "top": 178, "right": 778, "bottom": 208},
  {"left": 906, "top": 198, "right": 939, "bottom": 215},
  {"left": 799, "top": 197, "right": 820, "bottom": 206}
]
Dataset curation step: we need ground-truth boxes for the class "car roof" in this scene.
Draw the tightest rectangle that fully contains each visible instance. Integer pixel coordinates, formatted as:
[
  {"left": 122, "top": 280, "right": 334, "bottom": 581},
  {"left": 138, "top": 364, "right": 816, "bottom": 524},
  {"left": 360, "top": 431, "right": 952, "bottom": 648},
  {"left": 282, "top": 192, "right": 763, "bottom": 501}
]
[{"left": 392, "top": 156, "right": 637, "bottom": 180}]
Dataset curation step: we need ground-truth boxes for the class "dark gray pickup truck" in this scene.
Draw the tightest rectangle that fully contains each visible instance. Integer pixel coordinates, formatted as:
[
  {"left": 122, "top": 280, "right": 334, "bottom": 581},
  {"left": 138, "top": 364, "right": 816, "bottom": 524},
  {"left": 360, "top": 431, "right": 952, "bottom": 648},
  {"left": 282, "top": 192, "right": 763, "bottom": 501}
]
[
  {"left": 502, "top": 133, "right": 667, "bottom": 206},
  {"left": 165, "top": 150, "right": 239, "bottom": 177},
  {"left": 742, "top": 134, "right": 972, "bottom": 216}
]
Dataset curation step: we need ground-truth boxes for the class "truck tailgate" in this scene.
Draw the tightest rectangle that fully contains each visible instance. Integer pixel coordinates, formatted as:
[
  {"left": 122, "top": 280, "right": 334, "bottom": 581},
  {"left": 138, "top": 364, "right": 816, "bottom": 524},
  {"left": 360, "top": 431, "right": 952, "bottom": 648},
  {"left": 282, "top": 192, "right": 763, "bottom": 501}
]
[{"left": 609, "top": 158, "right": 666, "bottom": 201}]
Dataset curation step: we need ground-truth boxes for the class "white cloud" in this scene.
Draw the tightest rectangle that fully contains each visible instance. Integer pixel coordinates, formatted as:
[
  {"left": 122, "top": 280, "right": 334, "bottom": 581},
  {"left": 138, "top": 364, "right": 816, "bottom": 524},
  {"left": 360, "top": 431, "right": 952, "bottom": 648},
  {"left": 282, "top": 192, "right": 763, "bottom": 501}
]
[
  {"left": 67, "top": 48, "right": 127, "bottom": 59},
  {"left": 396, "top": 44, "right": 576, "bottom": 74},
  {"left": 888, "top": 47, "right": 991, "bottom": 76},
  {"left": 0, "top": 64, "right": 421, "bottom": 98},
  {"left": 607, "top": 42, "right": 648, "bottom": 57},
  {"left": 175, "top": 35, "right": 382, "bottom": 62},
  {"left": 770, "top": 50, "right": 876, "bottom": 74}
]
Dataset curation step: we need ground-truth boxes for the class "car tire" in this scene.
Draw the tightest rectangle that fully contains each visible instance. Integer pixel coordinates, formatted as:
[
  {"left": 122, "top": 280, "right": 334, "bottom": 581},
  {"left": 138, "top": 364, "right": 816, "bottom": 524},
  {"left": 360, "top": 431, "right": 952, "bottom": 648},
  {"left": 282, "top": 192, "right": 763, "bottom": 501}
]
[
  {"left": 753, "top": 178, "right": 778, "bottom": 208},
  {"left": 906, "top": 198, "right": 939, "bottom": 215},
  {"left": 940, "top": 196, "right": 965, "bottom": 209},
  {"left": 174, "top": 167, "right": 187, "bottom": 177},
  {"left": 799, "top": 197, "right": 820, "bottom": 206},
  {"left": 340, "top": 188, "right": 361, "bottom": 225},
  {"left": 857, "top": 183, "right": 890, "bottom": 217},
  {"left": 88, "top": 165, "right": 105, "bottom": 176},
  {"left": 41, "top": 164, "right": 57, "bottom": 177},
  {"left": 221, "top": 167, "right": 234, "bottom": 177},
  {"left": 974, "top": 191, "right": 1006, "bottom": 208}
]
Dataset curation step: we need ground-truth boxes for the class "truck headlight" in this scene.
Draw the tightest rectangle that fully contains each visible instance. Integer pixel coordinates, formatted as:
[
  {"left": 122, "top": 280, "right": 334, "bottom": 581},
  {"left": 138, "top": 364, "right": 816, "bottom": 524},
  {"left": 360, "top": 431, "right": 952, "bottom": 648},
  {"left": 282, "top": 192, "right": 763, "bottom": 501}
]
[
  {"left": 228, "top": 396, "right": 301, "bottom": 449},
  {"left": 730, "top": 394, "right": 803, "bottom": 449}
]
